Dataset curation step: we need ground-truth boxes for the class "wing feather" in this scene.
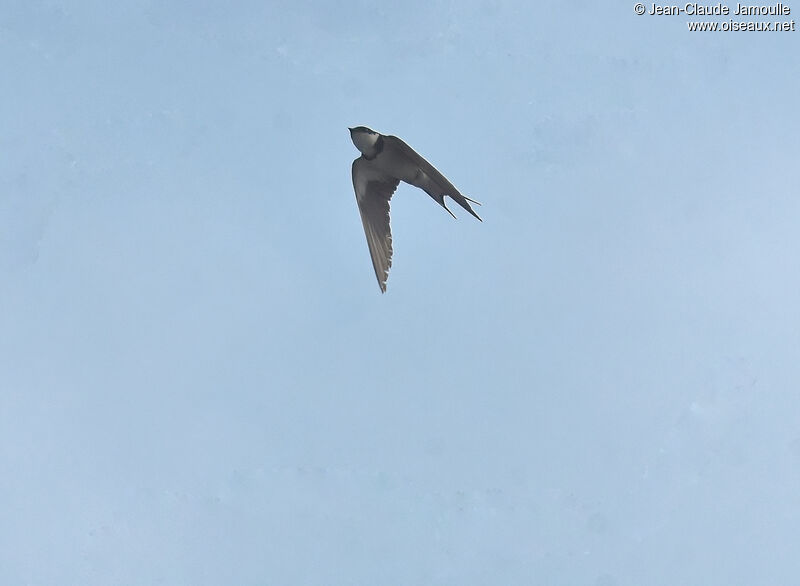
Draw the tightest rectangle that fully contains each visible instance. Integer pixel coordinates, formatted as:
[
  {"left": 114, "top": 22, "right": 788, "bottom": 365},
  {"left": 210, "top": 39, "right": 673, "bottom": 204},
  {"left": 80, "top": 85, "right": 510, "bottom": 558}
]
[
  {"left": 352, "top": 157, "right": 400, "bottom": 292},
  {"left": 383, "top": 135, "right": 482, "bottom": 221}
]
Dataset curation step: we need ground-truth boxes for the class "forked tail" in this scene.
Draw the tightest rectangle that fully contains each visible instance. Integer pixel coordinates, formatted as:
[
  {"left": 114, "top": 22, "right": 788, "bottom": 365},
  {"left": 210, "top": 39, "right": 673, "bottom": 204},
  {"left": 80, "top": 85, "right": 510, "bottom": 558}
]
[{"left": 447, "top": 192, "right": 483, "bottom": 222}]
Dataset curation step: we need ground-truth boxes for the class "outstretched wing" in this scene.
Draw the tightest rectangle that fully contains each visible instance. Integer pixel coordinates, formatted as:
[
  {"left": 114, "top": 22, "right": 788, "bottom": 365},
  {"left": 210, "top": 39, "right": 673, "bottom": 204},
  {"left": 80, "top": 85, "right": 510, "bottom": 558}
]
[
  {"left": 383, "top": 134, "right": 482, "bottom": 221},
  {"left": 352, "top": 157, "right": 401, "bottom": 293}
]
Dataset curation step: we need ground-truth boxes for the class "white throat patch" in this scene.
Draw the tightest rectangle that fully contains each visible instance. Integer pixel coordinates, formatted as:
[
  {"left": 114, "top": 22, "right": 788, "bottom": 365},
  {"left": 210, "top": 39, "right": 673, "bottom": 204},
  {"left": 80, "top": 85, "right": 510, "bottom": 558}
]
[{"left": 351, "top": 131, "right": 379, "bottom": 155}]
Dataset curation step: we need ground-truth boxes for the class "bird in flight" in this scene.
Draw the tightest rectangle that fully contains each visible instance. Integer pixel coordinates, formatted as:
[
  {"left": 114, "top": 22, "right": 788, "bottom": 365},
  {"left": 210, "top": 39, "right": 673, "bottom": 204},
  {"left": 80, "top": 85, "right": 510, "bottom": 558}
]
[{"left": 349, "top": 126, "right": 482, "bottom": 293}]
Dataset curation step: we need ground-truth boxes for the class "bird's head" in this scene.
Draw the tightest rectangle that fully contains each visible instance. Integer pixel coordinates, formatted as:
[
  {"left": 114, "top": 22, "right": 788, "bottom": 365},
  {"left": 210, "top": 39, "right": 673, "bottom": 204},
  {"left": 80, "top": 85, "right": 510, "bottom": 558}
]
[{"left": 349, "top": 126, "right": 380, "bottom": 155}]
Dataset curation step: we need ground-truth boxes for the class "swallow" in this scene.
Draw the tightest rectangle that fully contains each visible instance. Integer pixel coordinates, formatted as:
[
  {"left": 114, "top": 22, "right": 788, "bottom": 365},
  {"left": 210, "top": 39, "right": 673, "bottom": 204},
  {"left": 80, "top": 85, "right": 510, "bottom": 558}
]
[{"left": 349, "top": 126, "right": 482, "bottom": 292}]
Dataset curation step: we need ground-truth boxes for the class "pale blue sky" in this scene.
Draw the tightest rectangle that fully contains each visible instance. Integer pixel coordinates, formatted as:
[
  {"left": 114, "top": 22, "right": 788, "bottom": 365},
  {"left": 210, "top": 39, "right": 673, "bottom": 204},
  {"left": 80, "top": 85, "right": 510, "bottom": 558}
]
[{"left": 2, "top": 2, "right": 799, "bottom": 584}]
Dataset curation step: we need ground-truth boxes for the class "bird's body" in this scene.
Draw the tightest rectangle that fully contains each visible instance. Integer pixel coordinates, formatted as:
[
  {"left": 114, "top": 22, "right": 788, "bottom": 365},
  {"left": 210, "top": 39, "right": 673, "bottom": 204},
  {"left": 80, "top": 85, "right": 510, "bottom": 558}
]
[{"left": 349, "top": 126, "right": 482, "bottom": 292}]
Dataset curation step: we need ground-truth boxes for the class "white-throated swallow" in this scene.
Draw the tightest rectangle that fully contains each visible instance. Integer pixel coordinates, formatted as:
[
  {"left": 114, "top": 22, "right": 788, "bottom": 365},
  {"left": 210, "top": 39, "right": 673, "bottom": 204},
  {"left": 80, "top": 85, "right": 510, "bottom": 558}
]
[{"left": 349, "top": 126, "right": 482, "bottom": 293}]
